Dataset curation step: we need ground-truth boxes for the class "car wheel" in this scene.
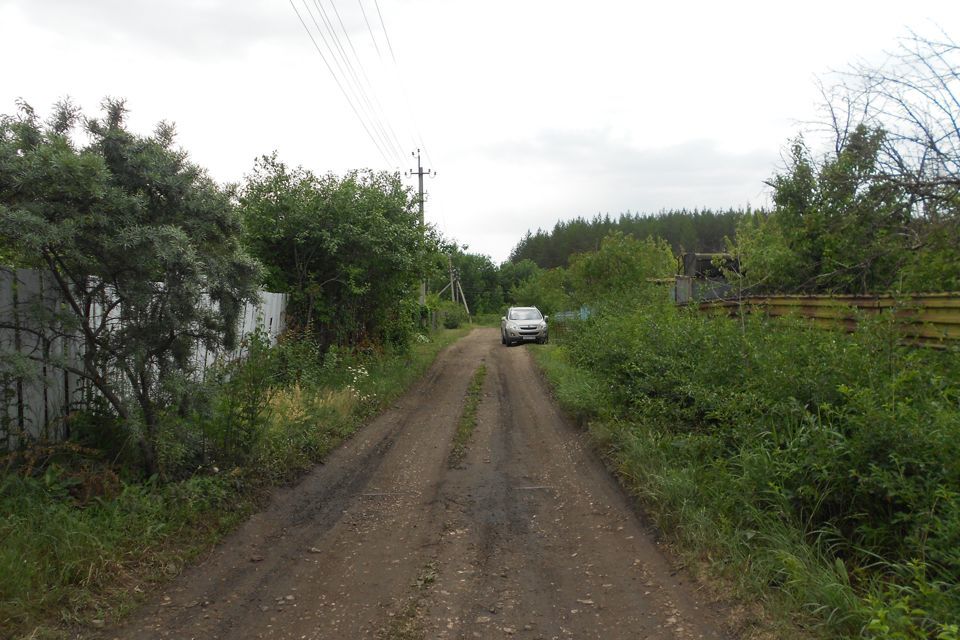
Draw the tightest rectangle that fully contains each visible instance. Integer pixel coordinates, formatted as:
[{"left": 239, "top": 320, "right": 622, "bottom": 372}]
[{"left": 501, "top": 331, "right": 506, "bottom": 345}]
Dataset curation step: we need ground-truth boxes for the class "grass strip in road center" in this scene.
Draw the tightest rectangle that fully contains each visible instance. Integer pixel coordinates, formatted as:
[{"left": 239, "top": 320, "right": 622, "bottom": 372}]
[
  {"left": 448, "top": 363, "right": 487, "bottom": 468},
  {"left": 380, "top": 561, "right": 439, "bottom": 640}
]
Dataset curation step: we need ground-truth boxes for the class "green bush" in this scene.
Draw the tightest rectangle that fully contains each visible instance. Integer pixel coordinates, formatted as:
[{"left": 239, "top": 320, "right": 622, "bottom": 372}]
[
  {"left": 440, "top": 302, "right": 468, "bottom": 329},
  {"left": 545, "top": 296, "right": 960, "bottom": 637}
]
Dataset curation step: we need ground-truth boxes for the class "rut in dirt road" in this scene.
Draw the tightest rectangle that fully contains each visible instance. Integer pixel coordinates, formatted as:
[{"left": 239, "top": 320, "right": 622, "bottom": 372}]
[{"left": 114, "top": 328, "right": 730, "bottom": 640}]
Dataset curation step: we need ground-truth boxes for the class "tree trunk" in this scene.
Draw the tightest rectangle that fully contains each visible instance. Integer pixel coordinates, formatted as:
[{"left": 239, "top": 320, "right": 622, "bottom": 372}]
[{"left": 136, "top": 371, "right": 160, "bottom": 478}]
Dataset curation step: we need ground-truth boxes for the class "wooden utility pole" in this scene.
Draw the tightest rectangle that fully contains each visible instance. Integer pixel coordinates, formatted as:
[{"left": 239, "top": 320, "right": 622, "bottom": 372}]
[
  {"left": 448, "top": 255, "right": 456, "bottom": 302},
  {"left": 408, "top": 149, "right": 432, "bottom": 305},
  {"left": 446, "top": 255, "right": 471, "bottom": 318}
]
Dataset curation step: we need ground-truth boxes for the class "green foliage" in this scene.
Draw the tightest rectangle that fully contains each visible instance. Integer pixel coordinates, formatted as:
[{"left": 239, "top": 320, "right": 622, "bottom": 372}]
[
  {"left": 508, "top": 232, "right": 674, "bottom": 315},
  {"left": 424, "top": 249, "right": 534, "bottom": 318},
  {"left": 426, "top": 233, "right": 674, "bottom": 322},
  {"left": 531, "top": 345, "right": 608, "bottom": 427},
  {"left": 0, "top": 99, "right": 261, "bottom": 476},
  {"left": 897, "top": 220, "right": 960, "bottom": 292},
  {"left": 510, "top": 208, "right": 748, "bottom": 269},
  {"left": 239, "top": 153, "right": 431, "bottom": 350},
  {"left": 497, "top": 258, "right": 540, "bottom": 303},
  {"left": 200, "top": 332, "right": 280, "bottom": 467},
  {"left": 864, "top": 563, "right": 960, "bottom": 640},
  {"left": 538, "top": 294, "right": 960, "bottom": 636},
  {"left": 0, "top": 468, "right": 239, "bottom": 635},
  {"left": 438, "top": 301, "right": 467, "bottom": 329},
  {"left": 566, "top": 232, "right": 675, "bottom": 307},
  {"left": 739, "top": 129, "right": 911, "bottom": 293},
  {"left": 446, "top": 251, "right": 503, "bottom": 314},
  {"left": 509, "top": 265, "right": 572, "bottom": 315},
  {"left": 734, "top": 126, "right": 960, "bottom": 295},
  {"left": 808, "top": 32, "right": 960, "bottom": 295}
]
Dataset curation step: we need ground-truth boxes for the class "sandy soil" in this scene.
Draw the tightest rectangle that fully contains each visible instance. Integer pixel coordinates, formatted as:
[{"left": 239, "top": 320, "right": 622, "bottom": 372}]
[{"left": 109, "top": 328, "right": 732, "bottom": 640}]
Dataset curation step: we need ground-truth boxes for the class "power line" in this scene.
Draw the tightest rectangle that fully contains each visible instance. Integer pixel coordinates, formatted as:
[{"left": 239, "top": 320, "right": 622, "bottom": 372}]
[
  {"left": 326, "top": 0, "right": 408, "bottom": 164},
  {"left": 287, "top": 0, "right": 394, "bottom": 166},
  {"left": 303, "top": 0, "right": 402, "bottom": 165},
  {"left": 290, "top": 0, "right": 435, "bottom": 173},
  {"left": 358, "top": 0, "right": 413, "bottom": 160},
  {"left": 309, "top": 0, "right": 397, "bottom": 163},
  {"left": 357, "top": 0, "right": 383, "bottom": 61},
  {"left": 373, "top": 0, "right": 398, "bottom": 64},
  {"left": 366, "top": 0, "right": 435, "bottom": 168}
]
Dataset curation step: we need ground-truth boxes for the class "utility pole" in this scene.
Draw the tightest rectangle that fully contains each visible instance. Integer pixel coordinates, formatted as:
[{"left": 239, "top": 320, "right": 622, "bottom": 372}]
[
  {"left": 448, "top": 255, "right": 456, "bottom": 302},
  {"left": 410, "top": 149, "right": 432, "bottom": 226},
  {"left": 446, "top": 255, "right": 471, "bottom": 319},
  {"left": 408, "top": 149, "right": 432, "bottom": 305}
]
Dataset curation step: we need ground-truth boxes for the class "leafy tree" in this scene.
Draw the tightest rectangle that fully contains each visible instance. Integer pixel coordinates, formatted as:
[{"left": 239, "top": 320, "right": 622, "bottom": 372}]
[
  {"left": 827, "top": 31, "right": 960, "bottom": 212},
  {"left": 0, "top": 99, "right": 261, "bottom": 475},
  {"left": 510, "top": 266, "right": 572, "bottom": 315},
  {"left": 740, "top": 30, "right": 960, "bottom": 294},
  {"left": 239, "top": 154, "right": 431, "bottom": 349},
  {"left": 508, "top": 233, "right": 675, "bottom": 314},
  {"left": 566, "top": 232, "right": 675, "bottom": 306},
  {"left": 498, "top": 258, "right": 540, "bottom": 305},
  {"left": 450, "top": 251, "right": 502, "bottom": 314},
  {"left": 737, "top": 127, "right": 910, "bottom": 293}
]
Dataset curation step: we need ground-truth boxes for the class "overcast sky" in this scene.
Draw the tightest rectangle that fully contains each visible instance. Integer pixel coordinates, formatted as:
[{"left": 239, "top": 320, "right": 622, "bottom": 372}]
[{"left": 2, "top": 0, "right": 959, "bottom": 263}]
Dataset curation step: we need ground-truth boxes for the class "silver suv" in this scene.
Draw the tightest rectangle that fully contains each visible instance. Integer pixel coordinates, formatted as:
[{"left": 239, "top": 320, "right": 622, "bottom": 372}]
[{"left": 501, "top": 306, "right": 549, "bottom": 346}]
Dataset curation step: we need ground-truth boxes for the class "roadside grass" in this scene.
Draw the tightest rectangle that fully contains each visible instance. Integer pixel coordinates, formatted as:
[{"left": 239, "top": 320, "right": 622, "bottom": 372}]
[
  {"left": 448, "top": 364, "right": 487, "bottom": 467},
  {"left": 532, "top": 344, "right": 850, "bottom": 639},
  {"left": 470, "top": 313, "right": 502, "bottom": 327},
  {"left": 0, "top": 326, "right": 471, "bottom": 640},
  {"left": 531, "top": 345, "right": 608, "bottom": 428},
  {"left": 0, "top": 471, "right": 248, "bottom": 638},
  {"left": 531, "top": 305, "right": 960, "bottom": 640}
]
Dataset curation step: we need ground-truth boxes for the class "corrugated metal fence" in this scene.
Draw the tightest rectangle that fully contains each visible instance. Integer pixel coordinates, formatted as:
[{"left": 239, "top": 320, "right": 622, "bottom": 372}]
[
  {"left": 0, "top": 268, "right": 287, "bottom": 449},
  {"left": 700, "top": 293, "right": 960, "bottom": 346}
]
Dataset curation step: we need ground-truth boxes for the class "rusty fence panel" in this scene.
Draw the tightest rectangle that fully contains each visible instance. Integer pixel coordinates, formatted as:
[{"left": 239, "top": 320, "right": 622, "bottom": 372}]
[{"left": 700, "top": 293, "right": 960, "bottom": 346}]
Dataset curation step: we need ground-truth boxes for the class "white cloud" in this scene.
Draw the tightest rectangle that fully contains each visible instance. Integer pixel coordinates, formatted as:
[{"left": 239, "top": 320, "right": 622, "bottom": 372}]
[
  {"left": 11, "top": 0, "right": 296, "bottom": 57},
  {"left": 3, "top": 0, "right": 960, "bottom": 263}
]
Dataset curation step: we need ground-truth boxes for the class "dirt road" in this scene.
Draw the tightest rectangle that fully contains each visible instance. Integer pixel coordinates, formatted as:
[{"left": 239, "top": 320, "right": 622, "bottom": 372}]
[{"left": 114, "top": 328, "right": 730, "bottom": 640}]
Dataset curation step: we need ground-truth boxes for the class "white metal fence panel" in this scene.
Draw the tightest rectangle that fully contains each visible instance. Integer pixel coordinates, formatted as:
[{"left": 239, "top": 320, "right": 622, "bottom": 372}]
[
  {"left": 0, "top": 269, "right": 287, "bottom": 450},
  {"left": 0, "top": 269, "right": 17, "bottom": 448}
]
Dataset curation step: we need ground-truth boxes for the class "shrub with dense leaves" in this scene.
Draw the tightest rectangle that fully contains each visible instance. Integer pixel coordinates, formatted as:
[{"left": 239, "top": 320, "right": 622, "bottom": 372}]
[{"left": 557, "top": 297, "right": 960, "bottom": 637}]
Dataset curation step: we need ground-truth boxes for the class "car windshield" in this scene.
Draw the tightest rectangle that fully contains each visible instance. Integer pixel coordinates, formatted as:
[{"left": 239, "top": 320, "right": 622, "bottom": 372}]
[{"left": 509, "top": 309, "right": 542, "bottom": 321}]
